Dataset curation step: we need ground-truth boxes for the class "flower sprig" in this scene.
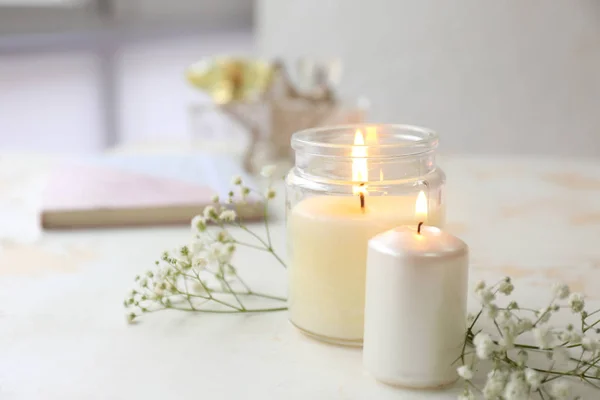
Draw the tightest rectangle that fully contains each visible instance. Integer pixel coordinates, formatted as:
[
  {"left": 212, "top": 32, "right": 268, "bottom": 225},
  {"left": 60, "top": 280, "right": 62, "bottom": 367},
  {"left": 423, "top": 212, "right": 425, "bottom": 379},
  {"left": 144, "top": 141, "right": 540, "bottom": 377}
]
[
  {"left": 124, "top": 166, "right": 287, "bottom": 323},
  {"left": 458, "top": 278, "right": 600, "bottom": 399}
]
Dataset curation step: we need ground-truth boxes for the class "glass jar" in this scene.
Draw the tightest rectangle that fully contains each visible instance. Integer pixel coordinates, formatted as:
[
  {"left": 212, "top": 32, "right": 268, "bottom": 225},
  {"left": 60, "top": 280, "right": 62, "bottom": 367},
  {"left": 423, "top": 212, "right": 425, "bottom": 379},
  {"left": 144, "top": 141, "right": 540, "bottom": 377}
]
[{"left": 285, "top": 124, "right": 446, "bottom": 346}]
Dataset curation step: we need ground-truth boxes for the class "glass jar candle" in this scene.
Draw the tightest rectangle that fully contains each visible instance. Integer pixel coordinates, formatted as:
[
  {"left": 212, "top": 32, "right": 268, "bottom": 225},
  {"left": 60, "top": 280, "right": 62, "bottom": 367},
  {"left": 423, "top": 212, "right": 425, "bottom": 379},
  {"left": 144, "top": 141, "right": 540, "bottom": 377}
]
[{"left": 285, "top": 124, "right": 446, "bottom": 346}]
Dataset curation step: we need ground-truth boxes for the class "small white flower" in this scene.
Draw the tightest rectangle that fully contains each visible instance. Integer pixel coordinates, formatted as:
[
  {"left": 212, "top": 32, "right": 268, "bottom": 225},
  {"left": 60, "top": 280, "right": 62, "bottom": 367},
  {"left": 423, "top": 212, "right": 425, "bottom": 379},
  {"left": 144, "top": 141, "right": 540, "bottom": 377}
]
[
  {"left": 485, "top": 303, "right": 499, "bottom": 319},
  {"left": 516, "top": 350, "right": 528, "bottom": 366},
  {"left": 457, "top": 365, "right": 473, "bottom": 380},
  {"left": 219, "top": 209, "right": 237, "bottom": 222},
  {"left": 266, "top": 188, "right": 276, "bottom": 199},
  {"left": 550, "top": 381, "right": 570, "bottom": 400},
  {"left": 516, "top": 318, "right": 533, "bottom": 333},
  {"left": 474, "top": 332, "right": 496, "bottom": 360},
  {"left": 203, "top": 206, "right": 218, "bottom": 221},
  {"left": 126, "top": 311, "right": 137, "bottom": 324},
  {"left": 499, "top": 329, "right": 515, "bottom": 350},
  {"left": 192, "top": 256, "right": 208, "bottom": 270},
  {"left": 260, "top": 165, "right": 276, "bottom": 178},
  {"left": 569, "top": 292, "right": 585, "bottom": 313},
  {"left": 503, "top": 371, "right": 528, "bottom": 400},
  {"left": 497, "top": 310, "right": 511, "bottom": 325},
  {"left": 568, "top": 331, "right": 582, "bottom": 344},
  {"left": 216, "top": 230, "right": 233, "bottom": 243},
  {"left": 191, "top": 214, "right": 207, "bottom": 232},
  {"left": 476, "top": 288, "right": 495, "bottom": 305},
  {"left": 474, "top": 280, "right": 486, "bottom": 291},
  {"left": 498, "top": 278, "right": 514, "bottom": 295},
  {"left": 232, "top": 175, "right": 243, "bottom": 185},
  {"left": 525, "top": 368, "right": 541, "bottom": 391},
  {"left": 533, "top": 326, "right": 552, "bottom": 349},
  {"left": 537, "top": 307, "right": 552, "bottom": 324},
  {"left": 458, "top": 388, "right": 474, "bottom": 400},
  {"left": 552, "top": 282, "right": 570, "bottom": 300},
  {"left": 582, "top": 336, "right": 599, "bottom": 352},
  {"left": 206, "top": 242, "right": 235, "bottom": 264},
  {"left": 483, "top": 369, "right": 508, "bottom": 399},
  {"left": 241, "top": 186, "right": 250, "bottom": 199}
]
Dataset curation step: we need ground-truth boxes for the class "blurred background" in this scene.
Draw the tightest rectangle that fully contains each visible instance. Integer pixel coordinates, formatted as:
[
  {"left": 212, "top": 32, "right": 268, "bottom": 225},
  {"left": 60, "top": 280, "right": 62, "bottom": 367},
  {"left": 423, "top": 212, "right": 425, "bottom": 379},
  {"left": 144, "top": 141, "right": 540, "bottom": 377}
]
[{"left": 0, "top": 0, "right": 599, "bottom": 156}]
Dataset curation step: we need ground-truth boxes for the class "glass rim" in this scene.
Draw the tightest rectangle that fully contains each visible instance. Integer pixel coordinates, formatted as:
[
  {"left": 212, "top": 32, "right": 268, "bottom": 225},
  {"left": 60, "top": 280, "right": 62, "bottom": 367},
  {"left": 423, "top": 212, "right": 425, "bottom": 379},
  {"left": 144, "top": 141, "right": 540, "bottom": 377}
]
[{"left": 291, "top": 124, "right": 439, "bottom": 158}]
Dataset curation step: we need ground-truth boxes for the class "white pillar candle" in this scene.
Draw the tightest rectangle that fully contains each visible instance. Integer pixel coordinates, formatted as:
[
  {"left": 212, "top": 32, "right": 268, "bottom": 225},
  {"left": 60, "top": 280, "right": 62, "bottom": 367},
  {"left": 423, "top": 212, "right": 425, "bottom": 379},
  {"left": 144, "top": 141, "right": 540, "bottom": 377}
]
[{"left": 363, "top": 225, "right": 469, "bottom": 388}]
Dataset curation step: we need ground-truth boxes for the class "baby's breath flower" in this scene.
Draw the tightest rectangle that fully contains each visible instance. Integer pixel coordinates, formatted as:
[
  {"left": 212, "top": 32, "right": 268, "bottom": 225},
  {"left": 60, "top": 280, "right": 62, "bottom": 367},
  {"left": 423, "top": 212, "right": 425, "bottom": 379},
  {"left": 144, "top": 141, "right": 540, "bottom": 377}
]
[
  {"left": 537, "top": 307, "right": 552, "bottom": 324},
  {"left": 552, "top": 283, "right": 570, "bottom": 300},
  {"left": 241, "top": 187, "right": 250, "bottom": 198},
  {"left": 457, "top": 365, "right": 473, "bottom": 380},
  {"left": 476, "top": 288, "right": 495, "bottom": 305},
  {"left": 211, "top": 194, "right": 220, "bottom": 204},
  {"left": 475, "top": 280, "right": 486, "bottom": 291},
  {"left": 192, "top": 256, "right": 208, "bottom": 270},
  {"left": 203, "top": 206, "right": 218, "bottom": 221},
  {"left": 483, "top": 369, "right": 508, "bottom": 399},
  {"left": 507, "top": 300, "right": 519, "bottom": 310},
  {"left": 266, "top": 188, "right": 276, "bottom": 199},
  {"left": 516, "top": 350, "right": 528, "bottom": 366},
  {"left": 191, "top": 215, "right": 207, "bottom": 232},
  {"left": 232, "top": 176, "right": 243, "bottom": 185},
  {"left": 516, "top": 318, "right": 533, "bottom": 333},
  {"left": 458, "top": 388, "right": 474, "bottom": 400},
  {"left": 550, "top": 381, "right": 570, "bottom": 400},
  {"left": 503, "top": 371, "right": 528, "bottom": 400},
  {"left": 219, "top": 209, "right": 237, "bottom": 222},
  {"left": 474, "top": 332, "right": 496, "bottom": 360},
  {"left": 485, "top": 303, "right": 499, "bottom": 319},
  {"left": 260, "top": 165, "right": 276, "bottom": 178},
  {"left": 525, "top": 368, "right": 541, "bottom": 391},
  {"left": 126, "top": 311, "right": 137, "bottom": 324},
  {"left": 582, "top": 336, "right": 599, "bottom": 352},
  {"left": 497, "top": 310, "right": 511, "bottom": 325},
  {"left": 216, "top": 230, "right": 233, "bottom": 243},
  {"left": 533, "top": 326, "right": 552, "bottom": 349},
  {"left": 569, "top": 292, "right": 585, "bottom": 313},
  {"left": 498, "top": 277, "right": 514, "bottom": 295}
]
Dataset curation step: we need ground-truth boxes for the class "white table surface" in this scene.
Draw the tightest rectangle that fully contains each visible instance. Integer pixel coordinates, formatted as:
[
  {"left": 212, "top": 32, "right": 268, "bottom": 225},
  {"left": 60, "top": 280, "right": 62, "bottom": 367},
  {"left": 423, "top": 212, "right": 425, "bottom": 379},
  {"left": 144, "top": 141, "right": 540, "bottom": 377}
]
[{"left": 0, "top": 153, "right": 599, "bottom": 399}]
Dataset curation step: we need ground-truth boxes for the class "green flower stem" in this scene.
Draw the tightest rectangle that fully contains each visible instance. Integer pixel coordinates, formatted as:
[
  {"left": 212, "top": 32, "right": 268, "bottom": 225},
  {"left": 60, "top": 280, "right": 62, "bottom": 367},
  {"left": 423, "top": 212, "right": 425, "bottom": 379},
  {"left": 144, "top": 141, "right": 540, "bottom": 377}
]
[
  {"left": 461, "top": 310, "right": 482, "bottom": 364},
  {"left": 220, "top": 271, "right": 246, "bottom": 310},
  {"left": 584, "top": 318, "right": 600, "bottom": 332},
  {"left": 169, "top": 306, "right": 287, "bottom": 314},
  {"left": 236, "top": 223, "right": 286, "bottom": 268},
  {"left": 537, "top": 388, "right": 546, "bottom": 400}
]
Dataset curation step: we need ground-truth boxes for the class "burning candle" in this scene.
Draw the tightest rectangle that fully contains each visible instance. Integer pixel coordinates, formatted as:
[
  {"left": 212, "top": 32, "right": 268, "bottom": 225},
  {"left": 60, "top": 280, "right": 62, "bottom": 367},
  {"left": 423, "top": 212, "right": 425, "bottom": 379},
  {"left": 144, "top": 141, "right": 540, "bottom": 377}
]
[
  {"left": 287, "top": 129, "right": 445, "bottom": 346},
  {"left": 363, "top": 196, "right": 469, "bottom": 388}
]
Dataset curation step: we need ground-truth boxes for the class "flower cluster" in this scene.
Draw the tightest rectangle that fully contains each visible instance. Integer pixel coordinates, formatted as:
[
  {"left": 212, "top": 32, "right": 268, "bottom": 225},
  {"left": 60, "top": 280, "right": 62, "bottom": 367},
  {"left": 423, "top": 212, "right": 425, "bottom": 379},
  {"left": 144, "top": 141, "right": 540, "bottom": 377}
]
[
  {"left": 458, "top": 278, "right": 600, "bottom": 399},
  {"left": 124, "top": 166, "right": 287, "bottom": 323}
]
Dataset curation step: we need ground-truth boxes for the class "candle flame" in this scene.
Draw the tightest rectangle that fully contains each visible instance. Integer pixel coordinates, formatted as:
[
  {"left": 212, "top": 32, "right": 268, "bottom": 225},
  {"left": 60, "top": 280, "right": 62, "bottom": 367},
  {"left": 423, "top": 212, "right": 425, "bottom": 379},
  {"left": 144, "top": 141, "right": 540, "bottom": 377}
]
[
  {"left": 352, "top": 129, "right": 368, "bottom": 195},
  {"left": 415, "top": 191, "right": 428, "bottom": 222}
]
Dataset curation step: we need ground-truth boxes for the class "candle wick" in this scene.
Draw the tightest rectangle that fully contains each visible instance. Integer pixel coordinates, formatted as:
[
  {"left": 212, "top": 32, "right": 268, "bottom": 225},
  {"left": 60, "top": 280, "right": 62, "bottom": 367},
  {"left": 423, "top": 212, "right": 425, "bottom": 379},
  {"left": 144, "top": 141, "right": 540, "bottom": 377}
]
[
  {"left": 417, "top": 222, "right": 424, "bottom": 234},
  {"left": 359, "top": 183, "right": 366, "bottom": 211}
]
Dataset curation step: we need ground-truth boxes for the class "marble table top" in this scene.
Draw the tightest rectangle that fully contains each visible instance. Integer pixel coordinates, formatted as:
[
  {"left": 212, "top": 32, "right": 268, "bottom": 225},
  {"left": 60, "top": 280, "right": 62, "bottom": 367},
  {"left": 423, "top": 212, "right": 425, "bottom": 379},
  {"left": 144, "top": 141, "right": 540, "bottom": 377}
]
[{"left": 0, "top": 153, "right": 599, "bottom": 399}]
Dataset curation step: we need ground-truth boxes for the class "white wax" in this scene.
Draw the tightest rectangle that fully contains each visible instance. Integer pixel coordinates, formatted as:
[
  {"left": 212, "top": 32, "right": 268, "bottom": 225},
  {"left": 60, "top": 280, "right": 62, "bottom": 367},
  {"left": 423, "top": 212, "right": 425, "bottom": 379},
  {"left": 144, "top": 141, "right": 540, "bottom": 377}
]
[
  {"left": 288, "top": 195, "right": 444, "bottom": 344},
  {"left": 363, "top": 226, "right": 468, "bottom": 388}
]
